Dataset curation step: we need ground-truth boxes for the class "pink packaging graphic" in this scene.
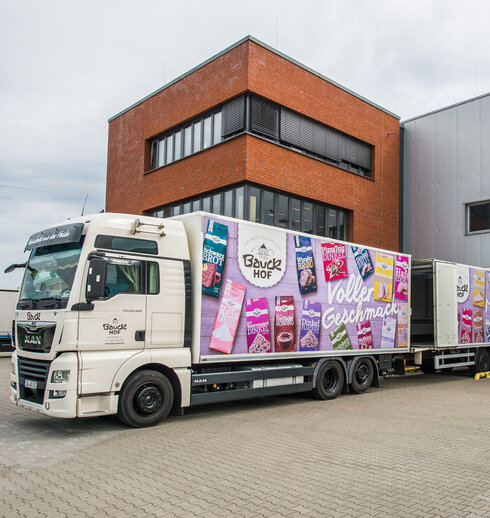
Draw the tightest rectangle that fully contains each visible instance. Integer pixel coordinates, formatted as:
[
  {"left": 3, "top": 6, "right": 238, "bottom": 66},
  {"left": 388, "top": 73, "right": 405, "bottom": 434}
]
[
  {"left": 381, "top": 316, "right": 397, "bottom": 348},
  {"left": 209, "top": 280, "right": 246, "bottom": 354},
  {"left": 397, "top": 303, "right": 409, "bottom": 348},
  {"left": 357, "top": 321, "right": 373, "bottom": 349},
  {"left": 299, "top": 300, "right": 321, "bottom": 351},
  {"left": 274, "top": 296, "right": 295, "bottom": 352},
  {"left": 321, "top": 242, "right": 348, "bottom": 282},
  {"left": 245, "top": 298, "right": 272, "bottom": 354},
  {"left": 394, "top": 256, "right": 409, "bottom": 300},
  {"left": 460, "top": 308, "right": 472, "bottom": 344},
  {"left": 473, "top": 309, "right": 484, "bottom": 343}
]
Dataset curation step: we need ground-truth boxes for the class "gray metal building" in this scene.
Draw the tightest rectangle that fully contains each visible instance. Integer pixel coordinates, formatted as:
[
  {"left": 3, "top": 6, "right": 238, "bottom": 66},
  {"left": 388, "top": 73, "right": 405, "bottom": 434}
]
[{"left": 402, "top": 92, "right": 490, "bottom": 266}]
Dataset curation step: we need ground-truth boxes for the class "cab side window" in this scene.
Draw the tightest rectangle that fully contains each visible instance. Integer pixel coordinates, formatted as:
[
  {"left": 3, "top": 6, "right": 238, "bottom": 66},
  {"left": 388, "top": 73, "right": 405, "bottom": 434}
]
[{"left": 105, "top": 259, "right": 142, "bottom": 297}]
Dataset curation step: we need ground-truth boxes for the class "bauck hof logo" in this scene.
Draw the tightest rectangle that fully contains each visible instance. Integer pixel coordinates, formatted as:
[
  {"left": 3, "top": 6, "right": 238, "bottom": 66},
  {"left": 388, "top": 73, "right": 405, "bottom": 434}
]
[
  {"left": 456, "top": 265, "right": 469, "bottom": 303},
  {"left": 238, "top": 223, "right": 286, "bottom": 288}
]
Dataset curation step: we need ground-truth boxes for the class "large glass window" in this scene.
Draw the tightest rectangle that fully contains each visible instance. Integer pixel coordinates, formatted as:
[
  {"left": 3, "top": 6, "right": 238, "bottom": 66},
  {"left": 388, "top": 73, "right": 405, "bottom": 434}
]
[
  {"left": 165, "top": 134, "right": 174, "bottom": 165},
  {"left": 148, "top": 184, "right": 349, "bottom": 239},
  {"left": 203, "top": 116, "right": 212, "bottom": 149},
  {"left": 193, "top": 121, "right": 202, "bottom": 153},
  {"left": 213, "top": 112, "right": 222, "bottom": 144},
  {"left": 174, "top": 130, "right": 182, "bottom": 161},
  {"left": 277, "top": 195, "right": 288, "bottom": 228},
  {"left": 184, "top": 126, "right": 192, "bottom": 157}
]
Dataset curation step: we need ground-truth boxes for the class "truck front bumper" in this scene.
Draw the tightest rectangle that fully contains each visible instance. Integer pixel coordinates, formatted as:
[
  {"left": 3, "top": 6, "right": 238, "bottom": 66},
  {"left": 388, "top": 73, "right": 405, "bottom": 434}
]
[{"left": 11, "top": 351, "right": 79, "bottom": 419}]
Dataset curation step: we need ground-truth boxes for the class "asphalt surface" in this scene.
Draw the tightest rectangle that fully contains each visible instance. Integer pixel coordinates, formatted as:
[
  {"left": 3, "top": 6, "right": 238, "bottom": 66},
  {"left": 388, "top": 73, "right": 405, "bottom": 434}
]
[{"left": 2, "top": 356, "right": 490, "bottom": 517}]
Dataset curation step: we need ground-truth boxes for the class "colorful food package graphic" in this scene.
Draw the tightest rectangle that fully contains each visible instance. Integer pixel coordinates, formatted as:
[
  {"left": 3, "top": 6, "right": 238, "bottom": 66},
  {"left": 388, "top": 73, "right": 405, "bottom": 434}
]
[
  {"left": 202, "top": 220, "right": 228, "bottom": 297},
  {"left": 209, "top": 280, "right": 246, "bottom": 354},
  {"left": 299, "top": 300, "right": 321, "bottom": 351},
  {"left": 381, "top": 316, "right": 397, "bottom": 348},
  {"left": 321, "top": 242, "right": 348, "bottom": 282},
  {"left": 274, "top": 296, "right": 295, "bottom": 352},
  {"left": 374, "top": 253, "right": 394, "bottom": 302},
  {"left": 397, "top": 303, "right": 409, "bottom": 348},
  {"left": 329, "top": 323, "right": 352, "bottom": 350},
  {"left": 473, "top": 309, "right": 484, "bottom": 343},
  {"left": 245, "top": 298, "right": 272, "bottom": 354},
  {"left": 295, "top": 236, "right": 317, "bottom": 294},
  {"left": 357, "top": 321, "right": 373, "bottom": 349},
  {"left": 473, "top": 270, "right": 485, "bottom": 308},
  {"left": 351, "top": 247, "right": 374, "bottom": 280},
  {"left": 394, "top": 256, "right": 409, "bottom": 301},
  {"left": 460, "top": 308, "right": 472, "bottom": 344}
]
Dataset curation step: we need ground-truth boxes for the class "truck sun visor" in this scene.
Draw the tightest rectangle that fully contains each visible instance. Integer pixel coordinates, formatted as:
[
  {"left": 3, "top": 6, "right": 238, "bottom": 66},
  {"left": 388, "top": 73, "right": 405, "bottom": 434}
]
[{"left": 25, "top": 223, "right": 84, "bottom": 251}]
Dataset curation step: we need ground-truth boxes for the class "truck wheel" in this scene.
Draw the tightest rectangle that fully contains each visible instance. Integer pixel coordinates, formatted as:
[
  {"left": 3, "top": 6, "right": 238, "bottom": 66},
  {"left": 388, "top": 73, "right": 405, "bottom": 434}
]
[
  {"left": 118, "top": 370, "right": 173, "bottom": 428},
  {"left": 312, "top": 361, "right": 344, "bottom": 400},
  {"left": 473, "top": 348, "right": 490, "bottom": 374},
  {"left": 350, "top": 358, "right": 374, "bottom": 394}
]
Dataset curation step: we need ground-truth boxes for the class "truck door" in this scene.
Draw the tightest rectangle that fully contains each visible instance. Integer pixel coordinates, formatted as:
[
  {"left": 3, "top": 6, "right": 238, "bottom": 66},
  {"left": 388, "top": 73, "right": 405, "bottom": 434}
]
[
  {"left": 77, "top": 257, "right": 146, "bottom": 351},
  {"left": 434, "top": 261, "right": 458, "bottom": 347},
  {"left": 145, "top": 259, "right": 186, "bottom": 349}
]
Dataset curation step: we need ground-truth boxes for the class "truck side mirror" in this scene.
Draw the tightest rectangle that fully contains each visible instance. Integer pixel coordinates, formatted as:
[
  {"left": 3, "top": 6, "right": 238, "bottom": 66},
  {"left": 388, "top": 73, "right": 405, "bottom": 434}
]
[{"left": 86, "top": 256, "right": 107, "bottom": 301}]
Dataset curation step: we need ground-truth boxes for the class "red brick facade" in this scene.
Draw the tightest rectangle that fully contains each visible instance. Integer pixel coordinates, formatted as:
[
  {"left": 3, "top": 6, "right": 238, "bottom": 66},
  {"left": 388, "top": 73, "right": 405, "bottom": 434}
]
[{"left": 107, "top": 37, "right": 400, "bottom": 250}]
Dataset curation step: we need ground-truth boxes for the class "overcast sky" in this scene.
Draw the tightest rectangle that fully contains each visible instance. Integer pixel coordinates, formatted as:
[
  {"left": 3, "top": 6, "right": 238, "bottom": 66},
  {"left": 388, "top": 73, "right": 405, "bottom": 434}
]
[{"left": 1, "top": 0, "right": 489, "bottom": 289}]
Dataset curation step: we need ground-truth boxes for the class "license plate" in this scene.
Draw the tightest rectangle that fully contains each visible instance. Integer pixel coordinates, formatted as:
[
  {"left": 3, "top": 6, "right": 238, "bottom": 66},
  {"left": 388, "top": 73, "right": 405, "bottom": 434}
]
[{"left": 24, "top": 379, "right": 38, "bottom": 389}]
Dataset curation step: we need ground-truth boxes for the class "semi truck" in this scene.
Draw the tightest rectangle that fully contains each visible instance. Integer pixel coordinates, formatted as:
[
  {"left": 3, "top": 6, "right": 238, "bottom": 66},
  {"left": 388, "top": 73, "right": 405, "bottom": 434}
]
[
  {"left": 0, "top": 289, "right": 18, "bottom": 354},
  {"left": 6, "top": 212, "right": 489, "bottom": 427}
]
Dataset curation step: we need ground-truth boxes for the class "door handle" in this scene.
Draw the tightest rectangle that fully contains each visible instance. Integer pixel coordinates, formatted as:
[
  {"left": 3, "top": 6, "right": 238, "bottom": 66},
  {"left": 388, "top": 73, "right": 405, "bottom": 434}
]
[{"left": 135, "top": 330, "right": 145, "bottom": 341}]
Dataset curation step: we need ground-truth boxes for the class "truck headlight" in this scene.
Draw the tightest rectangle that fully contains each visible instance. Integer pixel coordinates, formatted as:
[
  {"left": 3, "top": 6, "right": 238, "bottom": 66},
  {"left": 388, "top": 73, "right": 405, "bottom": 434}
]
[{"left": 51, "top": 370, "right": 70, "bottom": 383}]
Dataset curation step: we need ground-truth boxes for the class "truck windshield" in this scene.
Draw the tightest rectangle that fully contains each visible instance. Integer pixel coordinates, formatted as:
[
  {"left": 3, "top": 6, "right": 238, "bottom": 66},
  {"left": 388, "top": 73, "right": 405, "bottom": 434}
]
[{"left": 18, "top": 239, "right": 84, "bottom": 309}]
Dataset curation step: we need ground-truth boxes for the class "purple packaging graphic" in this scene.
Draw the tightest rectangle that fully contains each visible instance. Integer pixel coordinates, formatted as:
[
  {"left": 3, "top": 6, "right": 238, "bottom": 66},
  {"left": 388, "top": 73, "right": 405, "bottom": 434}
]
[
  {"left": 357, "top": 321, "right": 373, "bottom": 349},
  {"left": 245, "top": 298, "right": 272, "bottom": 354},
  {"left": 381, "top": 316, "right": 397, "bottom": 348},
  {"left": 299, "top": 300, "right": 321, "bottom": 351},
  {"left": 202, "top": 219, "right": 228, "bottom": 297},
  {"left": 295, "top": 235, "right": 317, "bottom": 294},
  {"left": 351, "top": 247, "right": 374, "bottom": 280}
]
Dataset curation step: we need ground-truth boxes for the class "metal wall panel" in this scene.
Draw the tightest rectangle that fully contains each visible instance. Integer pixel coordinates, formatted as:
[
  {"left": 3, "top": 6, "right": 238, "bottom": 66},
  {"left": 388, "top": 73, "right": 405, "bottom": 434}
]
[{"left": 403, "top": 94, "right": 490, "bottom": 267}]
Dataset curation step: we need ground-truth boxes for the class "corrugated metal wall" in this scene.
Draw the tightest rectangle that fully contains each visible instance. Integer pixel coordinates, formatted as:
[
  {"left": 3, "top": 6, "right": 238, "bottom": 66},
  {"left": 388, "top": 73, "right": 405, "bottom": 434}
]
[{"left": 402, "top": 93, "right": 490, "bottom": 266}]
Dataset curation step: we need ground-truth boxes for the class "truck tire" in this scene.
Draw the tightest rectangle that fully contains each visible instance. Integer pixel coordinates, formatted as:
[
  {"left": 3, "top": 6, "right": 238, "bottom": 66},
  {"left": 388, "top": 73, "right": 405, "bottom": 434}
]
[
  {"left": 118, "top": 370, "right": 174, "bottom": 428},
  {"left": 473, "top": 348, "right": 490, "bottom": 374},
  {"left": 350, "top": 358, "right": 374, "bottom": 394},
  {"left": 312, "top": 361, "right": 344, "bottom": 400}
]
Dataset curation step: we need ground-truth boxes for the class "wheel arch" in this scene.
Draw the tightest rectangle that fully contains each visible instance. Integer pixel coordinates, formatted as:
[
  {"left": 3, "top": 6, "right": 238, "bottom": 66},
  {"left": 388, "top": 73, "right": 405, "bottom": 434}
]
[{"left": 114, "top": 361, "right": 182, "bottom": 414}]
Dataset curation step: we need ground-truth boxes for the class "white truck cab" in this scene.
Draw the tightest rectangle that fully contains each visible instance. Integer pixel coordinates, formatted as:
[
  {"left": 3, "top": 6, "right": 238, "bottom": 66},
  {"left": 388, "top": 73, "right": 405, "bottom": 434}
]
[{"left": 10, "top": 213, "right": 192, "bottom": 426}]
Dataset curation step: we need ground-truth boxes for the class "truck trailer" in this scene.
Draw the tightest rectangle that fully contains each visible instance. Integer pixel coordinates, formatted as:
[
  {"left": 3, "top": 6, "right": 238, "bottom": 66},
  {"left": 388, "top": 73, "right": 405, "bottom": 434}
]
[{"left": 6, "top": 212, "right": 489, "bottom": 427}]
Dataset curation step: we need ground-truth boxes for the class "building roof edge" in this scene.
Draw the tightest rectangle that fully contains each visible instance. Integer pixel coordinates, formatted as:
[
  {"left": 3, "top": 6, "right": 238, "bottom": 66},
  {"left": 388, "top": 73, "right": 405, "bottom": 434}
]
[
  {"left": 108, "top": 35, "right": 400, "bottom": 123},
  {"left": 401, "top": 91, "right": 490, "bottom": 124}
]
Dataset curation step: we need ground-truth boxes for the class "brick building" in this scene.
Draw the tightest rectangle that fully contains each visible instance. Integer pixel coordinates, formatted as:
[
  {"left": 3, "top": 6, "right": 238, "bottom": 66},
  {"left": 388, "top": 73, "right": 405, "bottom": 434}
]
[{"left": 107, "top": 36, "right": 400, "bottom": 250}]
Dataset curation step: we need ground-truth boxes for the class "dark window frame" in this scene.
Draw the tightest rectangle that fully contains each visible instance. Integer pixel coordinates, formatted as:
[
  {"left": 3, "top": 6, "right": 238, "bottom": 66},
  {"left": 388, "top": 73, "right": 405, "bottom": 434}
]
[
  {"left": 466, "top": 201, "right": 490, "bottom": 235},
  {"left": 147, "top": 183, "right": 349, "bottom": 240}
]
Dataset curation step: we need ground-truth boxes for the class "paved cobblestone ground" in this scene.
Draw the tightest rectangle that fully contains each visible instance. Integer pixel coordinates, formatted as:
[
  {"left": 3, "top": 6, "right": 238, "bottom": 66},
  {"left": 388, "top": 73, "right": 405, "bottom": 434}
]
[{"left": 2, "top": 357, "right": 490, "bottom": 517}]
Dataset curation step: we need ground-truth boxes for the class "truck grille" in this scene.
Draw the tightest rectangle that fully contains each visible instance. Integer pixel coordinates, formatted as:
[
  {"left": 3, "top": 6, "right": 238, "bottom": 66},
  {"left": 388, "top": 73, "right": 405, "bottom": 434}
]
[
  {"left": 17, "top": 322, "right": 56, "bottom": 353},
  {"left": 17, "top": 357, "right": 51, "bottom": 405}
]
